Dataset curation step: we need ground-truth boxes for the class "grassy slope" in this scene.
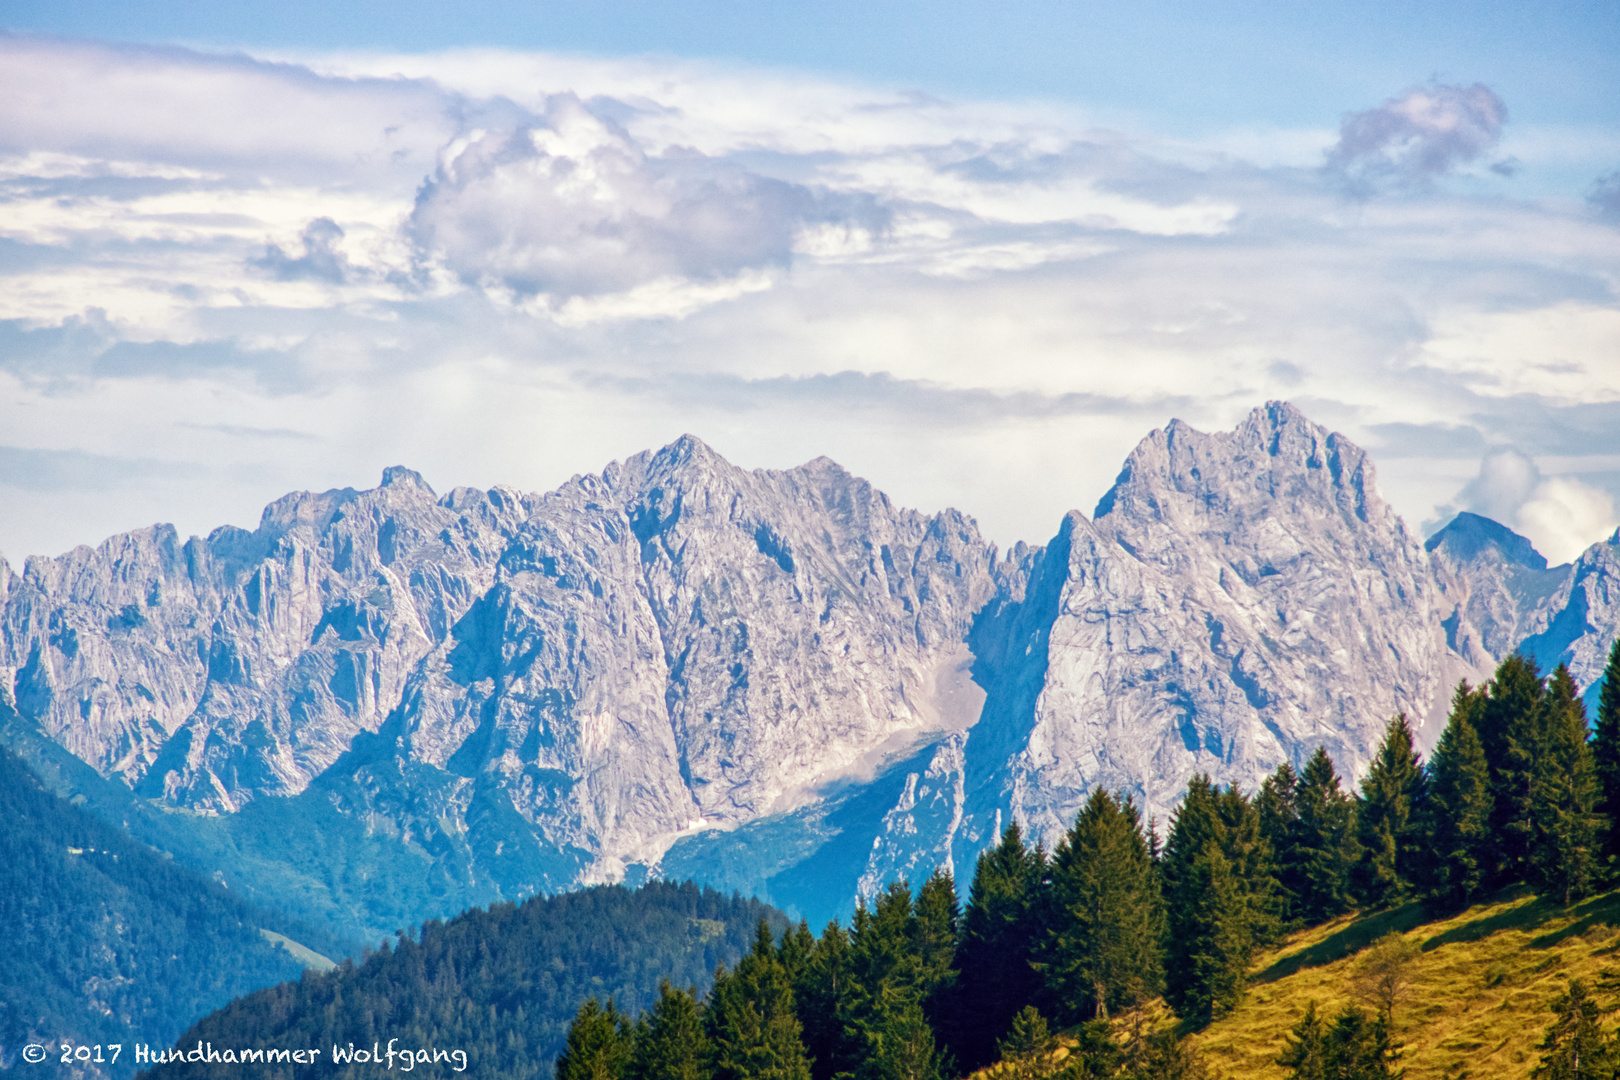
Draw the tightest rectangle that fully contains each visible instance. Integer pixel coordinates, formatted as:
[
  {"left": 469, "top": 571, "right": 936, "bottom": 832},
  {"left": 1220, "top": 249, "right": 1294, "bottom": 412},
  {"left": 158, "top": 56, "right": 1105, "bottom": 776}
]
[{"left": 1183, "top": 887, "right": 1620, "bottom": 1078}]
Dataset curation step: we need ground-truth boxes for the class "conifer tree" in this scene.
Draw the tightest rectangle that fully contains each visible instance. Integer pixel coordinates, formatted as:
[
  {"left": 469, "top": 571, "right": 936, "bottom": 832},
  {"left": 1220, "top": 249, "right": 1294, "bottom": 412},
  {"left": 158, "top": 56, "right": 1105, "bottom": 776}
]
[
  {"left": 630, "top": 982, "right": 713, "bottom": 1080},
  {"left": 560, "top": 998, "right": 635, "bottom": 1080},
  {"left": 707, "top": 924, "right": 812, "bottom": 1080},
  {"left": 1532, "top": 665, "right": 1602, "bottom": 905},
  {"left": 1533, "top": 979, "right": 1617, "bottom": 1080},
  {"left": 1065, "top": 1021, "right": 1124, "bottom": 1080},
  {"left": 793, "top": 923, "right": 851, "bottom": 1080},
  {"left": 840, "top": 882, "right": 950, "bottom": 1080},
  {"left": 1288, "top": 748, "right": 1360, "bottom": 924},
  {"left": 1258, "top": 762, "right": 1303, "bottom": 921},
  {"left": 1278, "top": 1001, "right": 1394, "bottom": 1080},
  {"left": 1277, "top": 1000, "right": 1327, "bottom": 1080},
  {"left": 1322, "top": 1005, "right": 1395, "bottom": 1080},
  {"left": 1420, "top": 684, "right": 1493, "bottom": 907},
  {"left": 995, "top": 1006, "right": 1054, "bottom": 1080},
  {"left": 1480, "top": 653, "right": 1547, "bottom": 882},
  {"left": 1354, "top": 715, "right": 1427, "bottom": 909},
  {"left": 848, "top": 882, "right": 921, "bottom": 998},
  {"left": 910, "top": 869, "right": 959, "bottom": 1004},
  {"left": 1129, "top": 1030, "right": 1212, "bottom": 1080},
  {"left": 778, "top": 921, "right": 816, "bottom": 984},
  {"left": 1590, "top": 638, "right": 1620, "bottom": 869},
  {"left": 1215, "top": 782, "right": 1284, "bottom": 948},
  {"left": 857, "top": 992, "right": 948, "bottom": 1080},
  {"left": 1162, "top": 777, "right": 1257, "bottom": 1023},
  {"left": 1038, "top": 789, "right": 1163, "bottom": 1022},
  {"left": 944, "top": 823, "right": 1046, "bottom": 1069}
]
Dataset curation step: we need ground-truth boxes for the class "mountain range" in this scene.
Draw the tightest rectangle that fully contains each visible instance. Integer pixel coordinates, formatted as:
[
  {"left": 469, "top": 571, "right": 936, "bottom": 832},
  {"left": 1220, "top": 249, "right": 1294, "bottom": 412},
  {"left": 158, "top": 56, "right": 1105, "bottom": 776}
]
[{"left": 3, "top": 401, "right": 1617, "bottom": 934}]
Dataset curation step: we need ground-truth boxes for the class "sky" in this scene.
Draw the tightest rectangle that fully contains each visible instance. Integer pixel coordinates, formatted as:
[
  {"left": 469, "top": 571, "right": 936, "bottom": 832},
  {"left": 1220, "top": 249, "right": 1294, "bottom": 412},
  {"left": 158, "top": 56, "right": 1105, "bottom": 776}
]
[{"left": 1, "top": 2, "right": 1618, "bottom": 566}]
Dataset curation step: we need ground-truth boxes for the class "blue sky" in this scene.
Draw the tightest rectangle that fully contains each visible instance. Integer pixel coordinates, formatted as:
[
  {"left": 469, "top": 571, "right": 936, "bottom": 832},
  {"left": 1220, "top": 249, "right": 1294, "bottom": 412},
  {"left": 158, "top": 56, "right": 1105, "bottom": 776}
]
[
  {"left": 2, "top": 2, "right": 1619, "bottom": 563},
  {"left": 10, "top": 1, "right": 1617, "bottom": 128}
]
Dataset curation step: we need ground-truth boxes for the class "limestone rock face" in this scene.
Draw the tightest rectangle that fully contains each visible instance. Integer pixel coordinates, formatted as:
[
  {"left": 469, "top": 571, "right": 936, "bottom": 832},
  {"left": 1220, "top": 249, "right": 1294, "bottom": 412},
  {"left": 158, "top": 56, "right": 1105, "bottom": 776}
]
[
  {"left": 918, "top": 402, "right": 1492, "bottom": 866},
  {"left": 1425, "top": 510, "right": 1620, "bottom": 713},
  {"left": 1426, "top": 512, "right": 1572, "bottom": 661},
  {"left": 378, "top": 437, "right": 1000, "bottom": 877},
  {"left": 0, "top": 470, "right": 534, "bottom": 810},
  {"left": 4, "top": 404, "right": 1551, "bottom": 925},
  {"left": 1511, "top": 534, "right": 1620, "bottom": 705}
]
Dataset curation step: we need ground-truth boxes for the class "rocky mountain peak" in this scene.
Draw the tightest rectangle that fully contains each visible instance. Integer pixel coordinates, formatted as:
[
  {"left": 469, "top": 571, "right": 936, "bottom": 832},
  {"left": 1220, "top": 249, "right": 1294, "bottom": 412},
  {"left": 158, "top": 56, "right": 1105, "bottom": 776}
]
[
  {"left": 957, "top": 403, "right": 1476, "bottom": 856},
  {"left": 380, "top": 465, "right": 435, "bottom": 493},
  {"left": 1426, "top": 511, "right": 1571, "bottom": 663},
  {"left": 1091, "top": 401, "right": 1399, "bottom": 585},
  {"left": 1426, "top": 511, "right": 1549, "bottom": 571}
]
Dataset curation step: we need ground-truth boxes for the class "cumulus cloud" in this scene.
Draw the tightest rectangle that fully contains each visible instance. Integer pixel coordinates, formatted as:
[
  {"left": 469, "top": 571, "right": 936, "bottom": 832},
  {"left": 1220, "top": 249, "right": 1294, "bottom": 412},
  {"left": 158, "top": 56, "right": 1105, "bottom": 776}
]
[
  {"left": 1326, "top": 82, "right": 1509, "bottom": 191},
  {"left": 408, "top": 94, "right": 881, "bottom": 299},
  {"left": 1518, "top": 477, "right": 1619, "bottom": 564},
  {"left": 1457, "top": 446, "right": 1541, "bottom": 525},
  {"left": 1450, "top": 446, "right": 1618, "bottom": 564}
]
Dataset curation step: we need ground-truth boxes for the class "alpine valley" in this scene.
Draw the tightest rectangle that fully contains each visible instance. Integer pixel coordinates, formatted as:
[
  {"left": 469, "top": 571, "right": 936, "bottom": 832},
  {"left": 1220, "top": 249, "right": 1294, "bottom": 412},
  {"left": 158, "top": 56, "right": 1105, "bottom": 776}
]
[{"left": 4, "top": 402, "right": 1618, "bottom": 943}]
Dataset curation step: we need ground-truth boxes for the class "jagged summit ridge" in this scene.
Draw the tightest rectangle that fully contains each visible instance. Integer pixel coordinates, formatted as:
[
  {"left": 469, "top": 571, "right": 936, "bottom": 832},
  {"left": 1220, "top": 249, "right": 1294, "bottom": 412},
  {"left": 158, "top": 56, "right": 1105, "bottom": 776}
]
[{"left": 5, "top": 408, "right": 1578, "bottom": 924}]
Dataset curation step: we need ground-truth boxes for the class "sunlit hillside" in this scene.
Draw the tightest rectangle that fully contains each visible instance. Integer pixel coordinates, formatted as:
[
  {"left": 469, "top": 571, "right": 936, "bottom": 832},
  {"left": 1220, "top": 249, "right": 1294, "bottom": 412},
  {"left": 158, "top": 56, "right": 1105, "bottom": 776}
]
[{"left": 988, "top": 888, "right": 1620, "bottom": 1079}]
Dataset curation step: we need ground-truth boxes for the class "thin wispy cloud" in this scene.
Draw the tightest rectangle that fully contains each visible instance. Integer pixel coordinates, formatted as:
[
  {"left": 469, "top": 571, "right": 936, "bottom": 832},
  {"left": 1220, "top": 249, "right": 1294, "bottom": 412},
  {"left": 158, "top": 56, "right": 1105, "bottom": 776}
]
[{"left": 0, "top": 444, "right": 203, "bottom": 492}]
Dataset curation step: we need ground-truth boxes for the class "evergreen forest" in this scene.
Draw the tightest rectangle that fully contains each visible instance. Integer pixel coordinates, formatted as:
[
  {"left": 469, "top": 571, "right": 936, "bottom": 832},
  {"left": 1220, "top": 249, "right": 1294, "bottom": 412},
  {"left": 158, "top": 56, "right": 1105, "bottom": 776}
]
[
  {"left": 141, "top": 881, "right": 786, "bottom": 1080},
  {"left": 0, "top": 743, "right": 312, "bottom": 1078}
]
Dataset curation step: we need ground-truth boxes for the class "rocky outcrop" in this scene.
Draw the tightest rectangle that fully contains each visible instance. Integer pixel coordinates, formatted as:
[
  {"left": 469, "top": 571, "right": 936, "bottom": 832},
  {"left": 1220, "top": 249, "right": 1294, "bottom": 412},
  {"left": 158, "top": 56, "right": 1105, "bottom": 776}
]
[
  {"left": 365, "top": 437, "right": 1001, "bottom": 879},
  {"left": 1512, "top": 535, "right": 1620, "bottom": 708},
  {"left": 1426, "top": 511, "right": 1620, "bottom": 712},
  {"left": 1426, "top": 511, "right": 1572, "bottom": 661}
]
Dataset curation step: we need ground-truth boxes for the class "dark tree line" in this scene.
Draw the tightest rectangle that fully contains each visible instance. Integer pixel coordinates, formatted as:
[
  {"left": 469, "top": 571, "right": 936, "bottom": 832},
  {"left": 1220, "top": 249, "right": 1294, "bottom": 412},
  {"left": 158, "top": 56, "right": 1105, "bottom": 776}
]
[
  {"left": 142, "top": 882, "right": 784, "bottom": 1080},
  {"left": 564, "top": 641, "right": 1620, "bottom": 1080}
]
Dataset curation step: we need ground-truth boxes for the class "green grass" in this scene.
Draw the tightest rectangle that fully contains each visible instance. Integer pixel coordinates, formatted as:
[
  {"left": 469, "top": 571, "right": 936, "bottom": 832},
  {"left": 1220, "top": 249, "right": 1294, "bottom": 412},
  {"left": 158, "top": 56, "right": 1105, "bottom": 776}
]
[
  {"left": 964, "top": 889, "right": 1620, "bottom": 1080},
  {"left": 1182, "top": 888, "right": 1620, "bottom": 1078}
]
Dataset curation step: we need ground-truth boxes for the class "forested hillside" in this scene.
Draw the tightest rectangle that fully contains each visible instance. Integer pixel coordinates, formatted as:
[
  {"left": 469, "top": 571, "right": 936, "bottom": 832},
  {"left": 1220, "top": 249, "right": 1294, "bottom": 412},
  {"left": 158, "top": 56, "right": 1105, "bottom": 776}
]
[
  {"left": 0, "top": 743, "right": 318, "bottom": 1078},
  {"left": 142, "top": 882, "right": 786, "bottom": 1080}
]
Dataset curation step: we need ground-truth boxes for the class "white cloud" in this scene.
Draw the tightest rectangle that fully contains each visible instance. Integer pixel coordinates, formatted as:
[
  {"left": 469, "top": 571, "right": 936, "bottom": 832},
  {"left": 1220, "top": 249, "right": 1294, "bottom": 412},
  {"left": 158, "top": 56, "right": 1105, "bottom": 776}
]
[
  {"left": 1326, "top": 82, "right": 1510, "bottom": 191},
  {"left": 1417, "top": 303, "right": 1620, "bottom": 402},
  {"left": 0, "top": 38, "right": 1618, "bottom": 564},
  {"left": 407, "top": 94, "right": 866, "bottom": 299},
  {"left": 1447, "top": 447, "right": 1619, "bottom": 564},
  {"left": 1592, "top": 171, "right": 1620, "bottom": 217},
  {"left": 1518, "top": 477, "right": 1619, "bottom": 565}
]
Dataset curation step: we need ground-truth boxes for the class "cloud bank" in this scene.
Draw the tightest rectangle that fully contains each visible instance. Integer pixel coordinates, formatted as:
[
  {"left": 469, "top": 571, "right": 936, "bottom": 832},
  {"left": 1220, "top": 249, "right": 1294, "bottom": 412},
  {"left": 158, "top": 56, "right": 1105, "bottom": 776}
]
[{"left": 1, "top": 35, "right": 1618, "bottom": 568}]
